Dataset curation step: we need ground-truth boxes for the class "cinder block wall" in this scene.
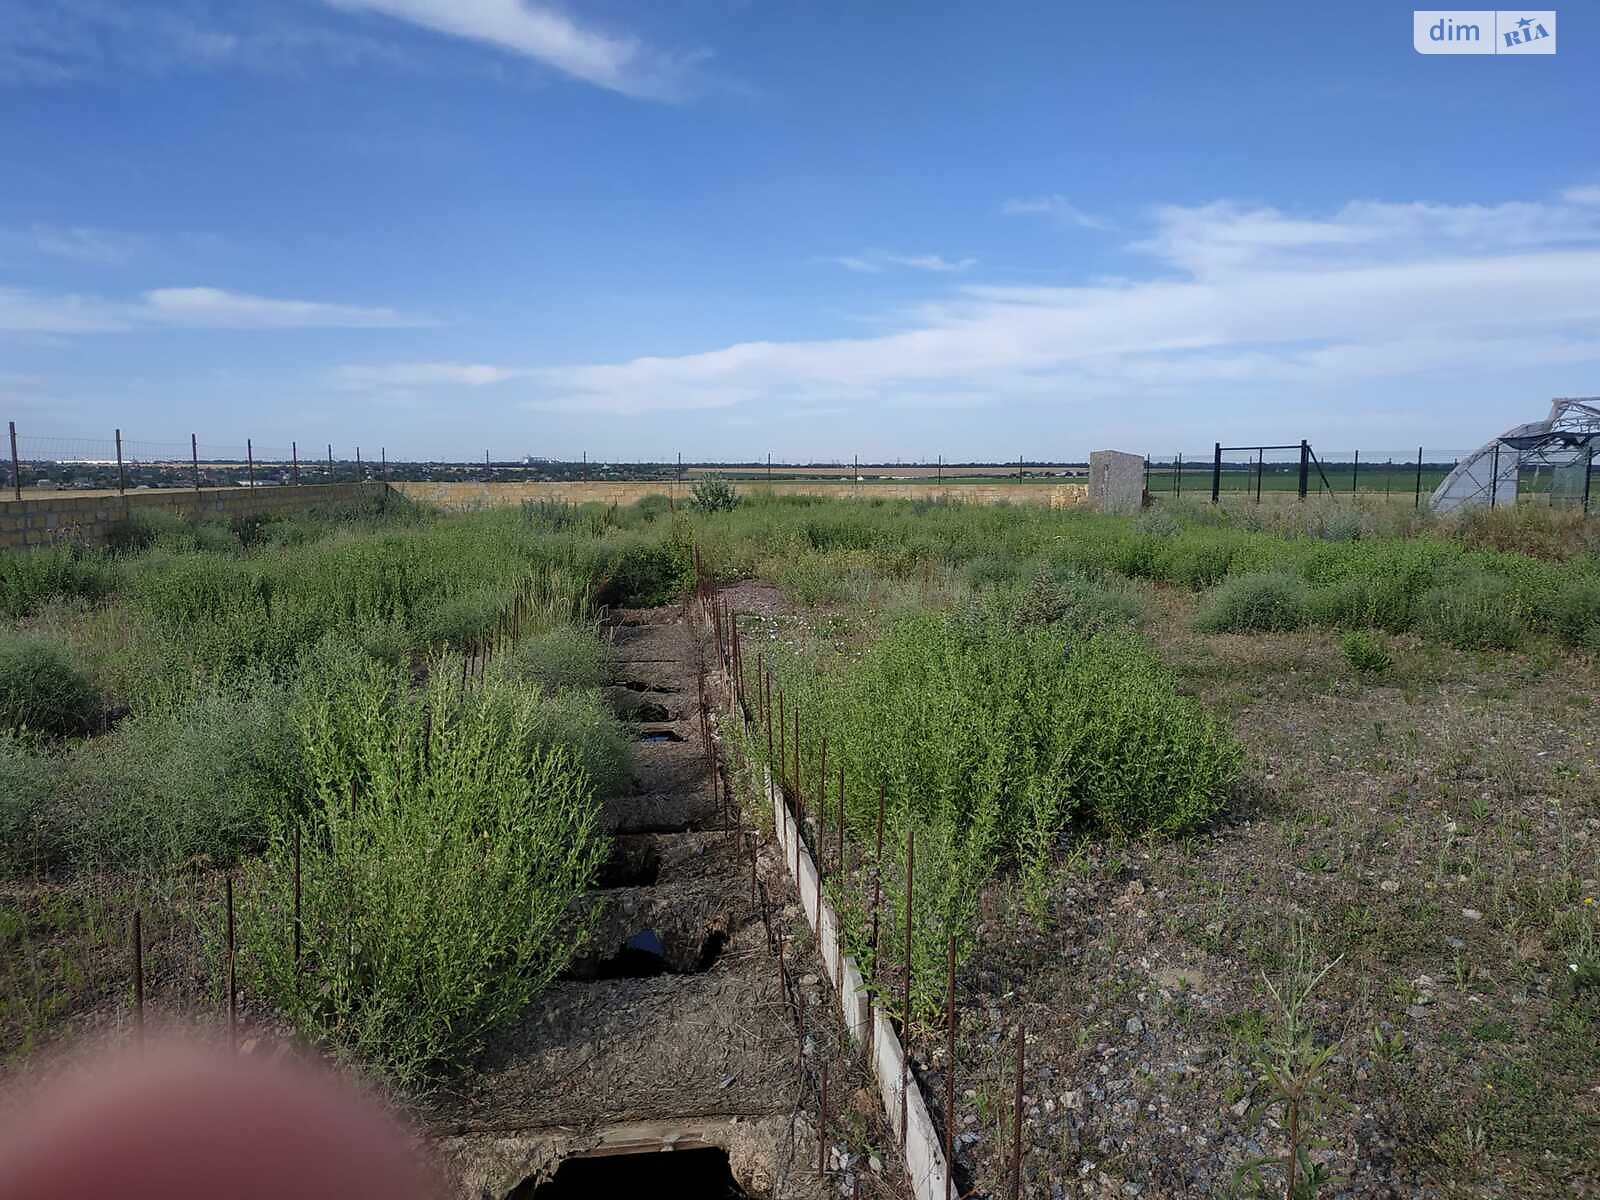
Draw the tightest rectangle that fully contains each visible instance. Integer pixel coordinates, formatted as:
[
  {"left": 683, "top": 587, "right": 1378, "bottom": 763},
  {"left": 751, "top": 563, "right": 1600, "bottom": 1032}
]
[
  {"left": 391, "top": 479, "right": 1089, "bottom": 511},
  {"left": 0, "top": 482, "right": 382, "bottom": 550}
]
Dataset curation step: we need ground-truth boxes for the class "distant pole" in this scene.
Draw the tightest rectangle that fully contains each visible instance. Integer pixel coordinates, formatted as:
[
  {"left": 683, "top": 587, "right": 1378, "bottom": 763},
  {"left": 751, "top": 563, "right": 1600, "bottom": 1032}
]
[
  {"left": 380, "top": 446, "right": 386, "bottom": 479},
  {"left": 1018, "top": 453, "right": 1023, "bottom": 480},
  {"left": 1582, "top": 445, "right": 1593, "bottom": 515},
  {"left": 1211, "top": 442, "right": 1221, "bottom": 503},
  {"left": 192, "top": 433, "right": 201, "bottom": 493},
  {"left": 1175, "top": 451, "right": 1182, "bottom": 497},
  {"left": 767, "top": 452, "right": 771, "bottom": 482},
  {"left": 1297, "top": 440, "right": 1309, "bottom": 500},
  {"left": 1490, "top": 443, "right": 1500, "bottom": 508},
  {"left": 115, "top": 429, "right": 127, "bottom": 496},
  {"left": 356, "top": 445, "right": 362, "bottom": 481},
  {"left": 8, "top": 421, "right": 19, "bottom": 501},
  {"left": 247, "top": 438, "right": 255, "bottom": 488},
  {"left": 582, "top": 450, "right": 587, "bottom": 481},
  {"left": 1352, "top": 449, "right": 1359, "bottom": 494},
  {"left": 327, "top": 444, "right": 334, "bottom": 483},
  {"left": 937, "top": 452, "right": 942, "bottom": 483},
  {"left": 1255, "top": 449, "right": 1264, "bottom": 503},
  {"left": 1413, "top": 446, "right": 1424, "bottom": 509},
  {"left": 485, "top": 449, "right": 490, "bottom": 483},
  {"left": 292, "top": 441, "right": 300, "bottom": 484}
]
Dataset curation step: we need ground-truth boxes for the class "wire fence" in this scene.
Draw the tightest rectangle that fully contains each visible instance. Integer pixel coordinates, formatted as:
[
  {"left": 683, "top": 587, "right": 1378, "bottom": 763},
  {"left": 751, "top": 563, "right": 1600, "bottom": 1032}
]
[{"left": 1141, "top": 444, "right": 1474, "bottom": 506}]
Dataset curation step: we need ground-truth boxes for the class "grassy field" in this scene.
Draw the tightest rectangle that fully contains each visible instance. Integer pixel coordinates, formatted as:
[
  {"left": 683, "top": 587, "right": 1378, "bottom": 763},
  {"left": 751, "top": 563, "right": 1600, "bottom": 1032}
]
[
  {"left": 695, "top": 490, "right": 1598, "bottom": 1198},
  {"left": 2, "top": 485, "right": 1595, "bottom": 1196}
]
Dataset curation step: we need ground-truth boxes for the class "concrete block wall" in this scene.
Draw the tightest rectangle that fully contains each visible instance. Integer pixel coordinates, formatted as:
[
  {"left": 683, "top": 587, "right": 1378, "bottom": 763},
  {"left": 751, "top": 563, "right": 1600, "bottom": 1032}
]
[
  {"left": 0, "top": 482, "right": 382, "bottom": 550},
  {"left": 392, "top": 479, "right": 1089, "bottom": 512}
]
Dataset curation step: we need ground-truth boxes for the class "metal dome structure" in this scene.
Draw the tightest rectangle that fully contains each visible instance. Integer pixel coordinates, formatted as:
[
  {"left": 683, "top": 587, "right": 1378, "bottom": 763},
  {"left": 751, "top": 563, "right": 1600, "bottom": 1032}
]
[{"left": 1430, "top": 397, "right": 1600, "bottom": 514}]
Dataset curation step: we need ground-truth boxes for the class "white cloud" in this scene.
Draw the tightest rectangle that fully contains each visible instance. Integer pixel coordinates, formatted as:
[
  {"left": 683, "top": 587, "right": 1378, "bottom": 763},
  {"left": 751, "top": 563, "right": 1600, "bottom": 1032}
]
[
  {"left": 1133, "top": 195, "right": 1600, "bottom": 276},
  {"left": 0, "top": 285, "right": 427, "bottom": 332},
  {"left": 361, "top": 187, "right": 1599, "bottom": 416},
  {"left": 1001, "top": 195, "right": 1110, "bottom": 230},
  {"left": 26, "top": 225, "right": 142, "bottom": 264},
  {"left": 1562, "top": 184, "right": 1600, "bottom": 206},
  {"left": 333, "top": 362, "right": 518, "bottom": 388},
  {"left": 824, "top": 251, "right": 976, "bottom": 274},
  {"left": 322, "top": 0, "right": 708, "bottom": 99}
]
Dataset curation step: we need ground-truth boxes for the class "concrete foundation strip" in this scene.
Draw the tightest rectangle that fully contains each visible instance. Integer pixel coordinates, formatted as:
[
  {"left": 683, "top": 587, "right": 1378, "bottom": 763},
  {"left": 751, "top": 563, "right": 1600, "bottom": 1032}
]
[{"left": 763, "top": 767, "right": 950, "bottom": 1200}]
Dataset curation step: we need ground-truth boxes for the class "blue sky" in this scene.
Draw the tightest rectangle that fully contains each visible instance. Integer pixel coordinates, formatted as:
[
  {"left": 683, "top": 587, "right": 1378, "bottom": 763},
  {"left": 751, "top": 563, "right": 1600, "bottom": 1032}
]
[{"left": 1, "top": 1, "right": 1597, "bottom": 462}]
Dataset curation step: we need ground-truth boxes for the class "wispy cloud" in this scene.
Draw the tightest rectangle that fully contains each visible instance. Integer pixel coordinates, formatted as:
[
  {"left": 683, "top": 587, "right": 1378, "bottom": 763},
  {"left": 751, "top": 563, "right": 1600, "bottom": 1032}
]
[
  {"left": 23, "top": 224, "right": 142, "bottom": 265},
  {"left": 0, "top": 285, "right": 428, "bottom": 333},
  {"left": 333, "top": 361, "right": 517, "bottom": 388},
  {"left": 824, "top": 251, "right": 976, "bottom": 274},
  {"left": 322, "top": 0, "right": 710, "bottom": 99},
  {"left": 348, "top": 187, "right": 1600, "bottom": 416},
  {"left": 1001, "top": 195, "right": 1110, "bottom": 230}
]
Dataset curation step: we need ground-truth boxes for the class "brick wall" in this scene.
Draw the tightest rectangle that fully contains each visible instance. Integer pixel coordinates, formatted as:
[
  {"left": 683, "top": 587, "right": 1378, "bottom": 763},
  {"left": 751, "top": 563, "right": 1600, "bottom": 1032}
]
[{"left": 0, "top": 482, "right": 382, "bottom": 550}]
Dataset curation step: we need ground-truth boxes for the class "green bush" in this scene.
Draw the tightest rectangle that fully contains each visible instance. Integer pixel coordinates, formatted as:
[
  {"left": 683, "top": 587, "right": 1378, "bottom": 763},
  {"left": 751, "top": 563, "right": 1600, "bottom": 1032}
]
[
  {"left": 596, "top": 530, "right": 691, "bottom": 607},
  {"left": 239, "top": 661, "right": 607, "bottom": 1084},
  {"left": 0, "top": 546, "right": 117, "bottom": 618},
  {"left": 1340, "top": 629, "right": 1392, "bottom": 673},
  {"left": 1195, "top": 572, "right": 1307, "bottom": 633},
  {"left": 687, "top": 476, "right": 740, "bottom": 513},
  {"left": 104, "top": 509, "right": 190, "bottom": 555},
  {"left": 1548, "top": 578, "right": 1600, "bottom": 648},
  {"left": 0, "top": 731, "right": 57, "bottom": 873},
  {"left": 499, "top": 625, "right": 611, "bottom": 692},
  {"left": 41, "top": 673, "right": 299, "bottom": 872},
  {"left": 415, "top": 587, "right": 509, "bottom": 649},
  {"left": 1414, "top": 576, "right": 1526, "bottom": 649},
  {"left": 779, "top": 612, "right": 1240, "bottom": 1019},
  {"left": 0, "top": 635, "right": 99, "bottom": 737},
  {"left": 1013, "top": 567, "right": 1142, "bottom": 632}
]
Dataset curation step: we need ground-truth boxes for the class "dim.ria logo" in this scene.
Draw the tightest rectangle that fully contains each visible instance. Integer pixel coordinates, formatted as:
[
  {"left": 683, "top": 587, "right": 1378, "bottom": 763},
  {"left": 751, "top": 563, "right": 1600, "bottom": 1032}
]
[{"left": 1413, "top": 10, "right": 1556, "bottom": 53}]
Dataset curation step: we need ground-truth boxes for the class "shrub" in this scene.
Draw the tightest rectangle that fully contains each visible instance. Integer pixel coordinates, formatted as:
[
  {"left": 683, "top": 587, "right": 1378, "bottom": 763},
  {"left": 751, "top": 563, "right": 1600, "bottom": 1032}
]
[
  {"left": 0, "top": 635, "right": 99, "bottom": 737},
  {"left": 595, "top": 530, "right": 691, "bottom": 607},
  {"left": 415, "top": 587, "right": 509, "bottom": 649},
  {"left": 0, "top": 731, "right": 57, "bottom": 873},
  {"left": 1548, "top": 578, "right": 1600, "bottom": 648},
  {"left": 1414, "top": 576, "right": 1526, "bottom": 649},
  {"left": 1340, "top": 629, "right": 1392, "bottom": 673},
  {"left": 499, "top": 625, "right": 610, "bottom": 692},
  {"left": 104, "top": 509, "right": 190, "bottom": 555},
  {"left": 1195, "top": 572, "right": 1307, "bottom": 633},
  {"left": 239, "top": 662, "right": 607, "bottom": 1083},
  {"left": 0, "top": 546, "right": 117, "bottom": 618},
  {"left": 42, "top": 673, "right": 300, "bottom": 872},
  {"left": 785, "top": 613, "right": 1240, "bottom": 1019},
  {"left": 687, "top": 475, "right": 740, "bottom": 513},
  {"left": 1013, "top": 568, "right": 1142, "bottom": 633}
]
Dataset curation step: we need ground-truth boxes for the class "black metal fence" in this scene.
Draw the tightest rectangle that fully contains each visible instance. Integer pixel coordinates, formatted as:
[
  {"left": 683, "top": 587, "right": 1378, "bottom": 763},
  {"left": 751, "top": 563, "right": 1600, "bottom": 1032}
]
[{"left": 1143, "top": 443, "right": 1470, "bottom": 507}]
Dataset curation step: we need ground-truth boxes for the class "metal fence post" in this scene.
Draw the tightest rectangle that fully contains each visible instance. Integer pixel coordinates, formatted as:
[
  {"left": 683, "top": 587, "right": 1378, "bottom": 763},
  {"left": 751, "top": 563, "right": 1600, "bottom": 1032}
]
[
  {"left": 1584, "top": 445, "right": 1594, "bottom": 515},
  {"left": 292, "top": 441, "right": 300, "bottom": 484},
  {"left": 356, "top": 446, "right": 362, "bottom": 481},
  {"left": 247, "top": 438, "right": 255, "bottom": 488},
  {"left": 1211, "top": 442, "right": 1221, "bottom": 503},
  {"left": 328, "top": 443, "right": 334, "bottom": 484},
  {"left": 191, "top": 433, "right": 200, "bottom": 493},
  {"left": 1255, "top": 449, "right": 1264, "bottom": 503},
  {"left": 1297, "top": 440, "right": 1309, "bottom": 500},
  {"left": 8, "top": 421, "right": 18, "bottom": 501},
  {"left": 1175, "top": 451, "right": 1182, "bottom": 497},
  {"left": 1414, "top": 446, "right": 1424, "bottom": 509},
  {"left": 1490, "top": 443, "right": 1501, "bottom": 508},
  {"left": 115, "top": 428, "right": 127, "bottom": 495},
  {"left": 1352, "top": 449, "right": 1359, "bottom": 494}
]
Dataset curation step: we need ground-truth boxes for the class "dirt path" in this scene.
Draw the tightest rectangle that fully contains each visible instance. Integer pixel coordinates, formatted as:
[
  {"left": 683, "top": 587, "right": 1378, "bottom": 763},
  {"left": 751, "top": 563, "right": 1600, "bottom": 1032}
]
[{"left": 429, "top": 603, "right": 833, "bottom": 1199}]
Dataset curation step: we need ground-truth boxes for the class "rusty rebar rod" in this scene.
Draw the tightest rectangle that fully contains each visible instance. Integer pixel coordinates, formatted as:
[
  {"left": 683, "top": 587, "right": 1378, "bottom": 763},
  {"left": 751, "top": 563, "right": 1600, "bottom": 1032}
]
[
  {"left": 1011, "top": 1023, "right": 1025, "bottom": 1200},
  {"left": 226, "top": 874, "right": 237, "bottom": 1053},
  {"left": 819, "top": 1060, "right": 829, "bottom": 1177},
  {"left": 946, "top": 934, "right": 957, "bottom": 1200},
  {"left": 131, "top": 910, "right": 144, "bottom": 1045},
  {"left": 901, "top": 827, "right": 914, "bottom": 1157}
]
